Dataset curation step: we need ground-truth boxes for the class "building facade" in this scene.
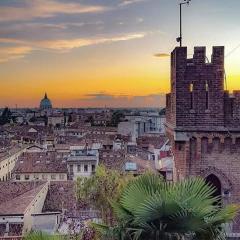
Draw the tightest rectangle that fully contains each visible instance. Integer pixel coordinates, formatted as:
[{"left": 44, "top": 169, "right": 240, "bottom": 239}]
[
  {"left": 118, "top": 113, "right": 165, "bottom": 142},
  {"left": 67, "top": 144, "right": 100, "bottom": 179},
  {"left": 0, "top": 182, "right": 49, "bottom": 236},
  {"left": 12, "top": 151, "right": 68, "bottom": 182},
  {"left": 166, "top": 46, "right": 240, "bottom": 234},
  {"left": 48, "top": 114, "right": 68, "bottom": 127},
  {"left": 0, "top": 145, "right": 28, "bottom": 181}
]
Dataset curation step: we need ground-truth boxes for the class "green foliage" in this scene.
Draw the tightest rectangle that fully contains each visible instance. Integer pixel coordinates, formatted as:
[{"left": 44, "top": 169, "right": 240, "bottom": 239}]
[
  {"left": 108, "top": 111, "right": 124, "bottom": 127},
  {"left": 94, "top": 173, "right": 239, "bottom": 240},
  {"left": 159, "top": 108, "right": 166, "bottom": 116},
  {"left": 23, "top": 231, "right": 85, "bottom": 240},
  {"left": 68, "top": 114, "right": 73, "bottom": 123},
  {"left": 75, "top": 165, "right": 133, "bottom": 225},
  {"left": 0, "top": 107, "right": 12, "bottom": 125},
  {"left": 23, "top": 231, "right": 63, "bottom": 240}
]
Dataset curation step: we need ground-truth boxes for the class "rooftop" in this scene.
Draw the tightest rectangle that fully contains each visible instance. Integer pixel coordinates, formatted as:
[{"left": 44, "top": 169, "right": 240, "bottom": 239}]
[
  {"left": 14, "top": 152, "right": 67, "bottom": 174},
  {"left": 0, "top": 182, "right": 47, "bottom": 215}
]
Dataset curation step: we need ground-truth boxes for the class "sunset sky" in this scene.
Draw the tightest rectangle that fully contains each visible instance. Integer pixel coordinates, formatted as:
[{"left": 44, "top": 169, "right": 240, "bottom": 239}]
[{"left": 0, "top": 0, "right": 240, "bottom": 108}]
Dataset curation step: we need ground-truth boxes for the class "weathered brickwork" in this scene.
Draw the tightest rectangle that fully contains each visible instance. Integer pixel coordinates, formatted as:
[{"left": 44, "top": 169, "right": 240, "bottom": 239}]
[{"left": 166, "top": 46, "right": 240, "bottom": 234}]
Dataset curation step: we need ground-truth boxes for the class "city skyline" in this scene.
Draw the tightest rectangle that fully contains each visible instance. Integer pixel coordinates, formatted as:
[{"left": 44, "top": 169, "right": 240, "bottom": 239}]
[
  {"left": 1, "top": 0, "right": 240, "bottom": 108},
  {"left": 0, "top": 1, "right": 240, "bottom": 236}
]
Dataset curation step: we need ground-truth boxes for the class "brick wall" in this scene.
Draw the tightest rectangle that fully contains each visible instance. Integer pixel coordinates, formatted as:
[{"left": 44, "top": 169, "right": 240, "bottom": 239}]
[
  {"left": 191, "top": 135, "right": 240, "bottom": 232},
  {"left": 166, "top": 46, "right": 240, "bottom": 233},
  {"left": 166, "top": 46, "right": 227, "bottom": 129},
  {"left": 166, "top": 46, "right": 240, "bottom": 130},
  {"left": 171, "top": 134, "right": 240, "bottom": 232}
]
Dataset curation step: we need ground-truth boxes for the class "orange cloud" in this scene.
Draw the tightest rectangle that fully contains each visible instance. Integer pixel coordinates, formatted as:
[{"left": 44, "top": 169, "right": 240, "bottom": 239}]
[
  {"left": 0, "top": 46, "right": 33, "bottom": 63},
  {"left": 38, "top": 33, "right": 146, "bottom": 51},
  {"left": 0, "top": 0, "right": 107, "bottom": 22},
  {"left": 0, "top": 32, "right": 147, "bottom": 62},
  {"left": 119, "top": 0, "right": 147, "bottom": 7},
  {"left": 154, "top": 53, "right": 170, "bottom": 58},
  {"left": 75, "top": 92, "right": 166, "bottom": 108}
]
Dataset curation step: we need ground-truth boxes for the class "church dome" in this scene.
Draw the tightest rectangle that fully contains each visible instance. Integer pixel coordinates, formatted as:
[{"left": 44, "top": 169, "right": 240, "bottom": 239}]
[{"left": 40, "top": 93, "right": 52, "bottom": 110}]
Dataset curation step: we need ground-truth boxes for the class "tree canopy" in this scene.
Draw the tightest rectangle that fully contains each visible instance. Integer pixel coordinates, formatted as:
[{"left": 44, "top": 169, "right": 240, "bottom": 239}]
[
  {"left": 0, "top": 107, "right": 12, "bottom": 125},
  {"left": 95, "top": 173, "right": 239, "bottom": 240},
  {"left": 108, "top": 111, "right": 124, "bottom": 127},
  {"left": 75, "top": 165, "right": 133, "bottom": 225}
]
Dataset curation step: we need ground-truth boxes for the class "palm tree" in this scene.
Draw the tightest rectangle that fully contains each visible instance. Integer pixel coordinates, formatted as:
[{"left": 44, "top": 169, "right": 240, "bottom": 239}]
[{"left": 94, "top": 173, "right": 239, "bottom": 240}]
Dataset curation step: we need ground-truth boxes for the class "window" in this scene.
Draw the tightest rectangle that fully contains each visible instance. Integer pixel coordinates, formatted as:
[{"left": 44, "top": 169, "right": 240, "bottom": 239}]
[
  {"left": 77, "top": 165, "right": 81, "bottom": 172},
  {"left": 84, "top": 165, "right": 88, "bottom": 172},
  {"left": 166, "top": 171, "right": 173, "bottom": 181},
  {"left": 25, "top": 175, "right": 30, "bottom": 180},
  {"left": 190, "top": 82, "right": 194, "bottom": 109},
  {"left": 16, "top": 175, "right": 20, "bottom": 180},
  {"left": 230, "top": 100, "right": 234, "bottom": 117},
  {"left": 92, "top": 164, "right": 96, "bottom": 173},
  {"left": 69, "top": 165, "right": 73, "bottom": 174},
  {"left": 205, "top": 81, "right": 209, "bottom": 110},
  {"left": 60, "top": 174, "right": 65, "bottom": 180},
  {"left": 177, "top": 143, "right": 183, "bottom": 151},
  {"left": 51, "top": 174, "right": 56, "bottom": 180},
  {"left": 34, "top": 174, "right": 39, "bottom": 180},
  {"left": 190, "top": 82, "right": 194, "bottom": 92}
]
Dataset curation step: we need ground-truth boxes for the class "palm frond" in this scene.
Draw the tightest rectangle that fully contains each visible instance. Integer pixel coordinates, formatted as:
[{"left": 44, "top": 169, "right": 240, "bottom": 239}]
[{"left": 99, "top": 173, "right": 238, "bottom": 240}]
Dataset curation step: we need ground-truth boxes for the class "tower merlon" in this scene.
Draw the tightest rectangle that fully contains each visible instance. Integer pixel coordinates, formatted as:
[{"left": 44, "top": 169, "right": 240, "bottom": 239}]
[
  {"left": 211, "top": 46, "right": 224, "bottom": 66},
  {"left": 193, "top": 46, "right": 206, "bottom": 65}
]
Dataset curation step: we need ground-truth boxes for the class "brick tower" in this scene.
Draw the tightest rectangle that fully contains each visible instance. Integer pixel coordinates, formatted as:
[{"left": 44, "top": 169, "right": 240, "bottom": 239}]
[{"left": 166, "top": 46, "right": 240, "bottom": 233}]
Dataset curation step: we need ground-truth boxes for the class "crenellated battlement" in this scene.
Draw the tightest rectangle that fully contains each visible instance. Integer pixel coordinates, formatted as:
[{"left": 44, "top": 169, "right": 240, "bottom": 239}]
[
  {"left": 166, "top": 46, "right": 240, "bottom": 131},
  {"left": 189, "top": 133, "right": 240, "bottom": 151},
  {"left": 170, "top": 46, "right": 224, "bottom": 67}
]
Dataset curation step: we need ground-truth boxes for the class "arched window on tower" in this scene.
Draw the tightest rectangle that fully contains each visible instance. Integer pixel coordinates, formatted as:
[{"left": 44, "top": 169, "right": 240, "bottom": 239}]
[
  {"left": 205, "top": 81, "right": 209, "bottom": 110},
  {"left": 190, "top": 82, "right": 194, "bottom": 109}
]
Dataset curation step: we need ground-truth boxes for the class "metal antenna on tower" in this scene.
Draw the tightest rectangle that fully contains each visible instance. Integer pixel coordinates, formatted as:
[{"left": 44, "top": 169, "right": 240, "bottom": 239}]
[{"left": 176, "top": 0, "right": 191, "bottom": 47}]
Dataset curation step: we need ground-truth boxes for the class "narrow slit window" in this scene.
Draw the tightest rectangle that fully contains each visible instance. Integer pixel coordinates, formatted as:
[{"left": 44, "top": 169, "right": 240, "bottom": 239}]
[
  {"left": 190, "top": 82, "right": 194, "bottom": 109},
  {"left": 205, "top": 81, "right": 209, "bottom": 109}
]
